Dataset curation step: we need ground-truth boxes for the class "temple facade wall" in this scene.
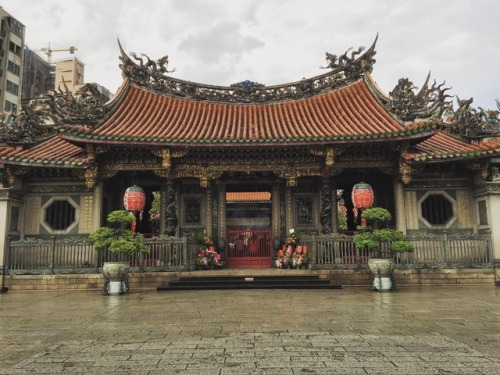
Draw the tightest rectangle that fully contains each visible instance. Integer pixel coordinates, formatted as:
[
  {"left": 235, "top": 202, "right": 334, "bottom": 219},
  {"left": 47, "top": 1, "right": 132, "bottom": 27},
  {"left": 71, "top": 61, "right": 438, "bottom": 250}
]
[{"left": 21, "top": 182, "right": 93, "bottom": 238}]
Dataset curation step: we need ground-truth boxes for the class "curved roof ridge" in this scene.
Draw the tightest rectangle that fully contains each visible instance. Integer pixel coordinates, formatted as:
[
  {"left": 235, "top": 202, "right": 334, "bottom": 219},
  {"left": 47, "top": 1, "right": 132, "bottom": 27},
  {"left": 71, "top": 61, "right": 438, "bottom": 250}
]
[{"left": 117, "top": 36, "right": 378, "bottom": 105}]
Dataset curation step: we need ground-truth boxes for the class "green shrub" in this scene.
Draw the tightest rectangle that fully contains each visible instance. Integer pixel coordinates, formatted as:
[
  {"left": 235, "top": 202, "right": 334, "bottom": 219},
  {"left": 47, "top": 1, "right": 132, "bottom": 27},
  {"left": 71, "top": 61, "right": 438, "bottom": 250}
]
[{"left": 89, "top": 210, "right": 149, "bottom": 257}]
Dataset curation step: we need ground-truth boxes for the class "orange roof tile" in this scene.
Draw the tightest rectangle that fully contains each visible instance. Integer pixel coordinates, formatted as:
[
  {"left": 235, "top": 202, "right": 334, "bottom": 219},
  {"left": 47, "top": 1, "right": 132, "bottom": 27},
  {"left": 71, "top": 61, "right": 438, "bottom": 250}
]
[
  {"left": 61, "top": 80, "right": 434, "bottom": 146},
  {"left": 226, "top": 192, "right": 272, "bottom": 202},
  {"left": 403, "top": 132, "right": 500, "bottom": 162},
  {"left": 0, "top": 136, "right": 88, "bottom": 167}
]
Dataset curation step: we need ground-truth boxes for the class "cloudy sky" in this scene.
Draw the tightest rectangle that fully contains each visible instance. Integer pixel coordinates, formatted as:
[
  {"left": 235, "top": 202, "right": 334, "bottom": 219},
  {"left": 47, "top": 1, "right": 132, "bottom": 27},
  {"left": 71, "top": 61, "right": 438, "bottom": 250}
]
[{"left": 2, "top": 0, "right": 499, "bottom": 108}]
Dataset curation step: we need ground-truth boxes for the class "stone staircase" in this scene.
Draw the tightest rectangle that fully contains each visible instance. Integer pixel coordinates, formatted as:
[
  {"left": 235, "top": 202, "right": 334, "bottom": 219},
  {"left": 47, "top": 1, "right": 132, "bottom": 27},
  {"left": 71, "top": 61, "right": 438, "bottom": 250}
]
[{"left": 157, "top": 274, "right": 342, "bottom": 291}]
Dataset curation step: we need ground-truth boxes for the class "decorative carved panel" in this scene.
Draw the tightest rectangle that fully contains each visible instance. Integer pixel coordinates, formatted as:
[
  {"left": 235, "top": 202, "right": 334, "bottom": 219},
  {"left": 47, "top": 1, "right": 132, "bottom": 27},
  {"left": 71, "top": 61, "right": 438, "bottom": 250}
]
[
  {"left": 295, "top": 195, "right": 314, "bottom": 226},
  {"left": 24, "top": 196, "right": 41, "bottom": 235},
  {"left": 80, "top": 195, "right": 94, "bottom": 233}
]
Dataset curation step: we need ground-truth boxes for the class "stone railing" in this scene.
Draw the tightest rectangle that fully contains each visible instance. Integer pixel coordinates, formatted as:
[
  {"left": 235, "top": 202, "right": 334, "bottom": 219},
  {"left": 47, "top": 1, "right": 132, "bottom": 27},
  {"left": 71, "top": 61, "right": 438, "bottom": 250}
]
[
  {"left": 5, "top": 236, "right": 188, "bottom": 274},
  {"left": 301, "top": 232, "right": 492, "bottom": 269},
  {"left": 4, "top": 232, "right": 492, "bottom": 274}
]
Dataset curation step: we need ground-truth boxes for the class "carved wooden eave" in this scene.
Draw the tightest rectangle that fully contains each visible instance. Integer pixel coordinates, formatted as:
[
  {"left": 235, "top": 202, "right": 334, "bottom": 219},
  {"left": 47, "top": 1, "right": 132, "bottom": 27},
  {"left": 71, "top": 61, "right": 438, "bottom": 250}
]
[
  {"left": 5, "top": 166, "right": 28, "bottom": 186},
  {"left": 309, "top": 146, "right": 346, "bottom": 168},
  {"left": 464, "top": 160, "right": 490, "bottom": 180},
  {"left": 85, "top": 144, "right": 109, "bottom": 160},
  {"left": 399, "top": 160, "right": 413, "bottom": 184},
  {"left": 73, "top": 165, "right": 99, "bottom": 189},
  {"left": 150, "top": 148, "right": 190, "bottom": 171},
  {"left": 172, "top": 165, "right": 223, "bottom": 187}
]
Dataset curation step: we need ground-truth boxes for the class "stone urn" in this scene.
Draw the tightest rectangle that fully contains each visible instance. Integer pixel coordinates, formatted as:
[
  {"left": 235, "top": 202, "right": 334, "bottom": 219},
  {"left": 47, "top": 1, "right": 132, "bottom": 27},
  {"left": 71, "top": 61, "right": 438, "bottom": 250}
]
[
  {"left": 367, "top": 258, "right": 395, "bottom": 291},
  {"left": 102, "top": 262, "right": 130, "bottom": 295}
]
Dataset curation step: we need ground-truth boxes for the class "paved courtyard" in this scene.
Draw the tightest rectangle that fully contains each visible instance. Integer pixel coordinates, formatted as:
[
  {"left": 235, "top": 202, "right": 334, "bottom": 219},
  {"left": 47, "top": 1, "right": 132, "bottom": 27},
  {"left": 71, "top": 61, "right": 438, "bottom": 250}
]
[{"left": 0, "top": 286, "right": 499, "bottom": 374}]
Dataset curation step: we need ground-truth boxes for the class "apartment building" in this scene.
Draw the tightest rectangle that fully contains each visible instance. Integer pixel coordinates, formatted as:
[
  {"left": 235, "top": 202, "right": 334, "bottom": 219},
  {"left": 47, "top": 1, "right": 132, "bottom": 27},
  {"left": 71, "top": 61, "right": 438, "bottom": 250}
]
[{"left": 0, "top": 6, "right": 25, "bottom": 113}]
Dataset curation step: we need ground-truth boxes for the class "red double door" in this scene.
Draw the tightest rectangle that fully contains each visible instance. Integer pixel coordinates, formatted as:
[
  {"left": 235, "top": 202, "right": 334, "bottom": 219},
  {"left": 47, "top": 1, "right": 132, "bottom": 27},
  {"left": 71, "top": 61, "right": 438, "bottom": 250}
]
[{"left": 226, "top": 228, "right": 272, "bottom": 268}]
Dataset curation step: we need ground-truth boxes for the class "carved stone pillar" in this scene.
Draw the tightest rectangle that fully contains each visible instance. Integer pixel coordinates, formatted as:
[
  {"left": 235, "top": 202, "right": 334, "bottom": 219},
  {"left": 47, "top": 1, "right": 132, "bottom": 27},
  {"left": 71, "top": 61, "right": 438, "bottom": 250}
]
[
  {"left": 331, "top": 180, "right": 338, "bottom": 234},
  {"left": 217, "top": 184, "right": 226, "bottom": 249},
  {"left": 205, "top": 182, "right": 213, "bottom": 239},
  {"left": 285, "top": 185, "right": 294, "bottom": 232},
  {"left": 272, "top": 184, "right": 281, "bottom": 246},
  {"left": 320, "top": 178, "right": 332, "bottom": 234},
  {"left": 164, "top": 180, "right": 178, "bottom": 236}
]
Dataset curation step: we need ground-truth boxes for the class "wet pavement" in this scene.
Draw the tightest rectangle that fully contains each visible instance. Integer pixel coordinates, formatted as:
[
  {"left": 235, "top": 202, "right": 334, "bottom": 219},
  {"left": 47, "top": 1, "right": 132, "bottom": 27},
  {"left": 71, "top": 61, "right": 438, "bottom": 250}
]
[{"left": 0, "top": 286, "right": 499, "bottom": 374}]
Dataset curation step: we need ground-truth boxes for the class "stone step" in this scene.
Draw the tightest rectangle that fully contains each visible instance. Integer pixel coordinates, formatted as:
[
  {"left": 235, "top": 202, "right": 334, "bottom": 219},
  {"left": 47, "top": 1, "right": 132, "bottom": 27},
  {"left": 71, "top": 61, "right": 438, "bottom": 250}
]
[{"left": 157, "top": 275, "right": 342, "bottom": 291}]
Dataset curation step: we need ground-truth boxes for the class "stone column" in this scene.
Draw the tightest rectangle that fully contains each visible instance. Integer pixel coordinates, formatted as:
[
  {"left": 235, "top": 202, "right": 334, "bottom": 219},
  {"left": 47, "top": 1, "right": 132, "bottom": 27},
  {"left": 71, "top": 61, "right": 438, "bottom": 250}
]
[
  {"left": 160, "top": 182, "right": 167, "bottom": 235},
  {"left": 320, "top": 177, "right": 333, "bottom": 234},
  {"left": 474, "top": 180, "right": 500, "bottom": 284},
  {"left": 285, "top": 185, "right": 294, "bottom": 233},
  {"left": 0, "top": 189, "right": 9, "bottom": 290},
  {"left": 91, "top": 181, "right": 104, "bottom": 231},
  {"left": 205, "top": 182, "right": 213, "bottom": 238},
  {"left": 217, "top": 184, "right": 226, "bottom": 248},
  {"left": 331, "top": 180, "right": 338, "bottom": 234},
  {"left": 0, "top": 188, "right": 22, "bottom": 291},
  {"left": 272, "top": 184, "right": 281, "bottom": 247},
  {"left": 164, "top": 180, "right": 178, "bottom": 236},
  {"left": 393, "top": 178, "right": 407, "bottom": 234},
  {"left": 483, "top": 189, "right": 500, "bottom": 260}
]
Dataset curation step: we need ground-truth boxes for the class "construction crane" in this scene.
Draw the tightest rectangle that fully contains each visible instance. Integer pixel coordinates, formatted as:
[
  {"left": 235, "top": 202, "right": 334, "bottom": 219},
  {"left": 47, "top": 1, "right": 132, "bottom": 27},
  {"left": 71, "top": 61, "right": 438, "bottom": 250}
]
[{"left": 38, "top": 43, "right": 78, "bottom": 63}]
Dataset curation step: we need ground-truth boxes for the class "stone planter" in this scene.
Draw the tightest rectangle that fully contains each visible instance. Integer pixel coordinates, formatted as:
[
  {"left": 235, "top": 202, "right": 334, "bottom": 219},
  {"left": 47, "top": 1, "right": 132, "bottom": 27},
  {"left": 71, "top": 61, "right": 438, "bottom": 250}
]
[
  {"left": 368, "top": 258, "right": 395, "bottom": 291},
  {"left": 102, "top": 261, "right": 130, "bottom": 295}
]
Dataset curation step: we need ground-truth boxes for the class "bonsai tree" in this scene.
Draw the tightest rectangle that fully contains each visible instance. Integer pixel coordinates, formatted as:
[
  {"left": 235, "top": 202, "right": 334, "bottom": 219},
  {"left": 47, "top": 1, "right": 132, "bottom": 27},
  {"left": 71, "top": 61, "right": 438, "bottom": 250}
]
[
  {"left": 89, "top": 210, "right": 149, "bottom": 260},
  {"left": 353, "top": 207, "right": 414, "bottom": 258}
]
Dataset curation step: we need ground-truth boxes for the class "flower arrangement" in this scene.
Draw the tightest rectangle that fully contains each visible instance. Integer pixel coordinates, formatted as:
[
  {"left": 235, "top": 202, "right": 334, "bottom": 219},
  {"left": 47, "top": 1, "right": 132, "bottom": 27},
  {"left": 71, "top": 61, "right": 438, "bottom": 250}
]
[
  {"left": 195, "top": 230, "right": 223, "bottom": 270},
  {"left": 197, "top": 231, "right": 213, "bottom": 247},
  {"left": 195, "top": 247, "right": 223, "bottom": 270},
  {"left": 275, "top": 229, "right": 309, "bottom": 269}
]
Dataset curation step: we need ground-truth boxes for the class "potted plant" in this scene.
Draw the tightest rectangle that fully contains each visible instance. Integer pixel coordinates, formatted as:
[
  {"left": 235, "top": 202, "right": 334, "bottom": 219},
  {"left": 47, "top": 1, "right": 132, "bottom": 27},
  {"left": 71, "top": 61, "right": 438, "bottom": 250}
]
[
  {"left": 353, "top": 207, "right": 413, "bottom": 291},
  {"left": 89, "top": 210, "right": 149, "bottom": 295}
]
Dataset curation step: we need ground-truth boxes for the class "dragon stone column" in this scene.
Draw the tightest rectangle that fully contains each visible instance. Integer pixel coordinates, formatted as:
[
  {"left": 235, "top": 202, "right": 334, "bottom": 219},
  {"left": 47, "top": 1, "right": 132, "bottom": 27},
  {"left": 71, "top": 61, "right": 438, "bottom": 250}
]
[{"left": 164, "top": 179, "right": 178, "bottom": 236}]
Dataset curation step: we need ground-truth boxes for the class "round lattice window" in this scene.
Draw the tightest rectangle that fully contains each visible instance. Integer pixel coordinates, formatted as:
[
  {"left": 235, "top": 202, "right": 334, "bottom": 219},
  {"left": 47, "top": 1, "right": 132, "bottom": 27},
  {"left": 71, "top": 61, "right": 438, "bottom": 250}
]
[
  {"left": 420, "top": 193, "right": 454, "bottom": 226},
  {"left": 42, "top": 197, "right": 79, "bottom": 233}
]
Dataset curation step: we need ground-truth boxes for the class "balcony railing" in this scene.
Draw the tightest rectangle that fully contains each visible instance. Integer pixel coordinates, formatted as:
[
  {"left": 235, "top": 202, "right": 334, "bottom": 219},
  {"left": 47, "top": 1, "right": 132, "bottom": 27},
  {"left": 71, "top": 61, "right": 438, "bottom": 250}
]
[{"left": 4, "top": 232, "right": 492, "bottom": 275}]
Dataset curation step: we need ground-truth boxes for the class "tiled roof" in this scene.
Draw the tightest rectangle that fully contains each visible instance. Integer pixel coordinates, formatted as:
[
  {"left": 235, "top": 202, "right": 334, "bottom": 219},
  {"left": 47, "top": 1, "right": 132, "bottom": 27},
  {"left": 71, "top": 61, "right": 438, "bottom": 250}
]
[
  {"left": 403, "top": 132, "right": 500, "bottom": 162},
  {"left": 61, "top": 80, "right": 434, "bottom": 146},
  {"left": 226, "top": 192, "right": 272, "bottom": 203},
  {"left": 0, "top": 136, "right": 88, "bottom": 167}
]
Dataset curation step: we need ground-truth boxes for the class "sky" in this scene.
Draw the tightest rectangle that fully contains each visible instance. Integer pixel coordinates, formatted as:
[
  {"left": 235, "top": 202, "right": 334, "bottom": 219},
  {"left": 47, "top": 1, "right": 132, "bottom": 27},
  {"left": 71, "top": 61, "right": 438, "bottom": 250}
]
[{"left": 2, "top": 0, "right": 499, "bottom": 109}]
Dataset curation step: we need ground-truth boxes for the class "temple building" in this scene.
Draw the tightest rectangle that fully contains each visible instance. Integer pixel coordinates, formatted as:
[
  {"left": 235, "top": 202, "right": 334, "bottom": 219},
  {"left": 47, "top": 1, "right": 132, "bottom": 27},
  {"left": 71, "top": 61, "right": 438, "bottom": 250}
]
[{"left": 1, "top": 37, "right": 500, "bottom": 287}]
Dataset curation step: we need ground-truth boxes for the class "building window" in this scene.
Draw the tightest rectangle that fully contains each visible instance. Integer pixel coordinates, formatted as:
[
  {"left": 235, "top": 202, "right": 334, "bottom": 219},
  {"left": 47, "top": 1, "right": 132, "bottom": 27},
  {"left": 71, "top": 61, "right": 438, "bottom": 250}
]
[
  {"left": 477, "top": 200, "right": 488, "bottom": 226},
  {"left": 6, "top": 80, "right": 19, "bottom": 95},
  {"left": 9, "top": 41, "right": 22, "bottom": 56},
  {"left": 9, "top": 206, "right": 20, "bottom": 232},
  {"left": 8, "top": 18, "right": 23, "bottom": 38},
  {"left": 7, "top": 60, "right": 20, "bottom": 76},
  {"left": 4, "top": 100, "right": 17, "bottom": 113},
  {"left": 420, "top": 192, "right": 455, "bottom": 226},
  {"left": 45, "top": 200, "right": 76, "bottom": 230}
]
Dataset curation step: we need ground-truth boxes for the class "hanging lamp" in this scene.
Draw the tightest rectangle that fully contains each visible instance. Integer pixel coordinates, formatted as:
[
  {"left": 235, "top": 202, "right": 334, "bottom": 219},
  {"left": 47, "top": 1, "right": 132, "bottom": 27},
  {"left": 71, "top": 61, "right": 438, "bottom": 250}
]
[
  {"left": 351, "top": 182, "right": 374, "bottom": 209},
  {"left": 123, "top": 185, "right": 146, "bottom": 212}
]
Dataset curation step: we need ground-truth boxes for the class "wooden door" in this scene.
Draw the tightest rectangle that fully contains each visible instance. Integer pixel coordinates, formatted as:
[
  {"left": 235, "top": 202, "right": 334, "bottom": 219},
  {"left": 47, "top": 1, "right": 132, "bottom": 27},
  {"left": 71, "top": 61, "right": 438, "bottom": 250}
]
[{"left": 226, "top": 228, "right": 272, "bottom": 268}]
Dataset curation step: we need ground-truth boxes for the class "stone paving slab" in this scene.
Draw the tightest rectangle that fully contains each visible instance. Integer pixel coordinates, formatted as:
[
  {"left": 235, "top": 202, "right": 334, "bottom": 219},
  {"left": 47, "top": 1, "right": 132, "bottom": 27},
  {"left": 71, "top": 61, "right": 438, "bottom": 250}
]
[{"left": 0, "top": 286, "right": 499, "bottom": 374}]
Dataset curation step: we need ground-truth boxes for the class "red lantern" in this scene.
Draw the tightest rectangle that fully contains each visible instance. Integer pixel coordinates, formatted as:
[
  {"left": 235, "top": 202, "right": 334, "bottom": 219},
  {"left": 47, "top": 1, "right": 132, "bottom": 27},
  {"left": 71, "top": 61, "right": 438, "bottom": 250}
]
[
  {"left": 351, "top": 182, "right": 374, "bottom": 209},
  {"left": 124, "top": 185, "right": 146, "bottom": 212}
]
